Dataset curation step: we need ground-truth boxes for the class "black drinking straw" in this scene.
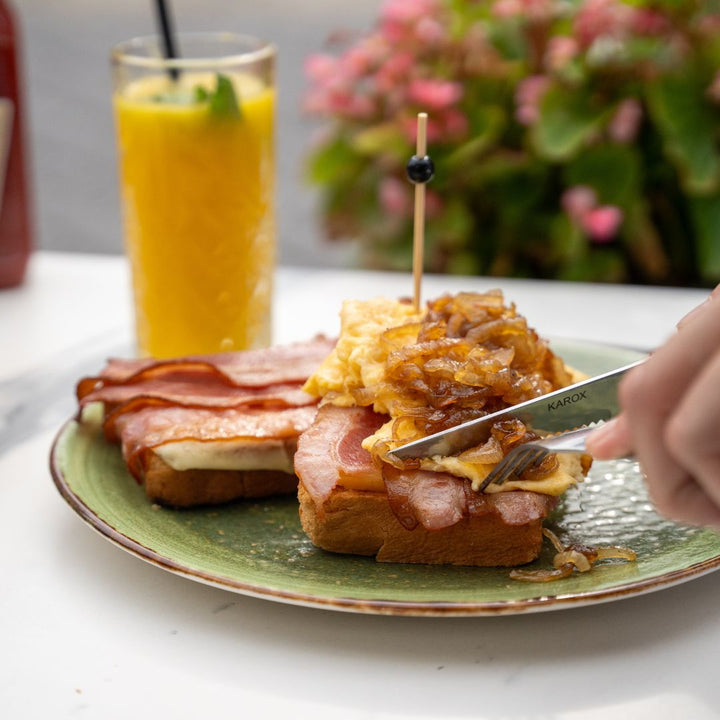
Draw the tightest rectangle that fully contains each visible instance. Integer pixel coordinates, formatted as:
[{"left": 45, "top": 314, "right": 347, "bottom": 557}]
[{"left": 154, "top": 0, "right": 179, "bottom": 80}]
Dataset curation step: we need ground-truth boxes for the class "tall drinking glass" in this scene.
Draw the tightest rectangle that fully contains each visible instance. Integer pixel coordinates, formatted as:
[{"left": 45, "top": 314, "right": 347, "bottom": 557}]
[{"left": 111, "top": 33, "right": 276, "bottom": 358}]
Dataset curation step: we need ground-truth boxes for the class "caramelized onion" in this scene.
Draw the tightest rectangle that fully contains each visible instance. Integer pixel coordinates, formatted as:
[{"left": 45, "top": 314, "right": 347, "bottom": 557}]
[
  {"left": 368, "top": 291, "right": 575, "bottom": 483},
  {"left": 509, "top": 528, "right": 637, "bottom": 583},
  {"left": 596, "top": 546, "right": 637, "bottom": 562},
  {"left": 457, "top": 436, "right": 504, "bottom": 465},
  {"left": 509, "top": 564, "right": 575, "bottom": 583}
]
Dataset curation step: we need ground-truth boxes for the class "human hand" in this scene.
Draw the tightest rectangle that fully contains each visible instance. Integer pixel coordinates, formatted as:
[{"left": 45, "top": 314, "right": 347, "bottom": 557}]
[{"left": 585, "top": 285, "right": 720, "bottom": 528}]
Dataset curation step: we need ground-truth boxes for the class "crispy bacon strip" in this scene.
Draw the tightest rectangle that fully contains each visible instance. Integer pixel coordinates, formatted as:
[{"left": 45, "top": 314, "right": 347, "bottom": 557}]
[
  {"left": 80, "top": 380, "right": 313, "bottom": 411},
  {"left": 77, "top": 337, "right": 336, "bottom": 399},
  {"left": 87, "top": 382, "right": 317, "bottom": 442},
  {"left": 77, "top": 338, "right": 334, "bottom": 443},
  {"left": 382, "top": 467, "right": 465, "bottom": 531},
  {"left": 382, "top": 465, "right": 557, "bottom": 531},
  {"left": 115, "top": 405, "right": 318, "bottom": 481},
  {"left": 294, "top": 404, "right": 386, "bottom": 508}
]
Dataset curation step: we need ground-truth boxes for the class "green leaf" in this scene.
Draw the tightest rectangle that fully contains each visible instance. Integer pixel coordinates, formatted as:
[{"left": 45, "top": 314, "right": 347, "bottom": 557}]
[
  {"left": 193, "top": 85, "right": 209, "bottom": 103},
  {"left": 351, "top": 124, "right": 407, "bottom": 160},
  {"left": 445, "top": 251, "right": 482, "bottom": 275},
  {"left": 436, "top": 197, "right": 474, "bottom": 249},
  {"left": 622, "top": 202, "right": 671, "bottom": 281},
  {"left": 532, "top": 86, "right": 607, "bottom": 161},
  {"left": 307, "top": 136, "right": 361, "bottom": 185},
  {"left": 207, "top": 74, "right": 241, "bottom": 119},
  {"left": 559, "top": 248, "right": 627, "bottom": 283},
  {"left": 646, "top": 73, "right": 720, "bottom": 193},
  {"left": 564, "top": 144, "right": 641, "bottom": 207},
  {"left": 446, "top": 106, "right": 506, "bottom": 170},
  {"left": 689, "top": 196, "right": 720, "bottom": 281},
  {"left": 550, "top": 213, "right": 586, "bottom": 265}
]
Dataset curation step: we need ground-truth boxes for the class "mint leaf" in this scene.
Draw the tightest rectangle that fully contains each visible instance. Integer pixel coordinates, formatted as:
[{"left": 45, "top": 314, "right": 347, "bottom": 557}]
[
  {"left": 208, "top": 74, "right": 241, "bottom": 120},
  {"left": 193, "top": 85, "right": 209, "bottom": 103}
]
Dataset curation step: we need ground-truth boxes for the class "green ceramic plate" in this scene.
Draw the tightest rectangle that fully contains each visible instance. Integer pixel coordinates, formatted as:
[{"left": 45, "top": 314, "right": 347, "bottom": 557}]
[{"left": 50, "top": 339, "right": 720, "bottom": 616}]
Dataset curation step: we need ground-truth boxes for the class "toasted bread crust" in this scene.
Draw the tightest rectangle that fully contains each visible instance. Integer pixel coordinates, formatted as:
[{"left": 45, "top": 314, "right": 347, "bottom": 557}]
[
  {"left": 142, "top": 454, "right": 297, "bottom": 508},
  {"left": 297, "top": 482, "right": 552, "bottom": 566}
]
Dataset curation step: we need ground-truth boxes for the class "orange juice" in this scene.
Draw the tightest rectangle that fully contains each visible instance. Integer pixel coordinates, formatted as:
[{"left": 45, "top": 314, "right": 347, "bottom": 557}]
[{"left": 114, "top": 69, "right": 275, "bottom": 358}]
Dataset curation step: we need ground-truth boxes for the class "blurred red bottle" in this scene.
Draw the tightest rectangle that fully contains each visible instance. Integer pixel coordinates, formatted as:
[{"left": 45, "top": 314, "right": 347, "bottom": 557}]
[{"left": 0, "top": 0, "right": 31, "bottom": 289}]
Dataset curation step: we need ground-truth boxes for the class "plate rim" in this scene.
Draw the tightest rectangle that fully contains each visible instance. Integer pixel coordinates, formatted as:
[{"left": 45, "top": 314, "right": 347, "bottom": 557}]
[{"left": 49, "top": 339, "right": 720, "bottom": 617}]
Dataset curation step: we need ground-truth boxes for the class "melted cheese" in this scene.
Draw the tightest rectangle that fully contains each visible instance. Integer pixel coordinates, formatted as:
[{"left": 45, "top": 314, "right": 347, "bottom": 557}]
[
  {"left": 361, "top": 418, "right": 582, "bottom": 496},
  {"left": 154, "top": 439, "right": 293, "bottom": 473},
  {"left": 82, "top": 401, "right": 293, "bottom": 473}
]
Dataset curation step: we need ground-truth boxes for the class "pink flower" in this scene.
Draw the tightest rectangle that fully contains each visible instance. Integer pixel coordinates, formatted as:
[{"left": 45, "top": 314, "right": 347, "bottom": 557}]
[
  {"left": 632, "top": 8, "right": 671, "bottom": 36},
  {"left": 323, "top": 90, "right": 374, "bottom": 120},
  {"left": 374, "top": 51, "right": 415, "bottom": 93},
  {"left": 708, "top": 70, "right": 720, "bottom": 104},
  {"left": 339, "top": 45, "right": 376, "bottom": 79},
  {"left": 379, "top": 176, "right": 411, "bottom": 216},
  {"left": 380, "top": 0, "right": 440, "bottom": 44},
  {"left": 380, "top": 0, "right": 438, "bottom": 25},
  {"left": 573, "top": 0, "right": 633, "bottom": 48},
  {"left": 608, "top": 98, "right": 642, "bottom": 143},
  {"left": 346, "top": 94, "right": 376, "bottom": 119},
  {"left": 399, "top": 108, "right": 468, "bottom": 144},
  {"left": 544, "top": 36, "right": 579, "bottom": 72},
  {"left": 302, "top": 89, "right": 330, "bottom": 115},
  {"left": 304, "top": 54, "right": 337, "bottom": 83},
  {"left": 441, "top": 108, "right": 469, "bottom": 139},
  {"left": 580, "top": 205, "right": 624, "bottom": 243},
  {"left": 562, "top": 186, "right": 622, "bottom": 242},
  {"left": 514, "top": 105, "right": 535, "bottom": 125},
  {"left": 492, "top": 0, "right": 555, "bottom": 21},
  {"left": 515, "top": 75, "right": 550, "bottom": 106},
  {"left": 407, "top": 79, "right": 463, "bottom": 110},
  {"left": 304, "top": 81, "right": 376, "bottom": 120},
  {"left": 562, "top": 185, "right": 598, "bottom": 221},
  {"left": 514, "top": 75, "right": 550, "bottom": 126},
  {"left": 697, "top": 14, "right": 720, "bottom": 37},
  {"left": 415, "top": 17, "right": 446, "bottom": 45},
  {"left": 491, "top": 0, "right": 523, "bottom": 19}
]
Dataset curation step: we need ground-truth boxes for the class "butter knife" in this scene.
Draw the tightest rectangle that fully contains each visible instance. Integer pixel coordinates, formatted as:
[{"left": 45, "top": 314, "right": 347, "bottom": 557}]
[{"left": 389, "top": 358, "right": 646, "bottom": 460}]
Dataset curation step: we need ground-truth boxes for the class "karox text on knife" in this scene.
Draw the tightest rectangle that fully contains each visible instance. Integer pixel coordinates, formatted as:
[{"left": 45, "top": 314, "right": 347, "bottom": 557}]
[{"left": 389, "top": 358, "right": 647, "bottom": 461}]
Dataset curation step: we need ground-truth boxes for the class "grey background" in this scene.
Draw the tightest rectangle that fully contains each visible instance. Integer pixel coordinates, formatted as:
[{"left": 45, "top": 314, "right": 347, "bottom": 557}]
[{"left": 18, "top": 0, "right": 384, "bottom": 267}]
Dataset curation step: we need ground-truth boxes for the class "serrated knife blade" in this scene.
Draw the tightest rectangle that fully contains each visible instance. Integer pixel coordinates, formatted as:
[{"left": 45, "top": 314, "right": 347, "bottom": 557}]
[{"left": 389, "top": 358, "right": 646, "bottom": 460}]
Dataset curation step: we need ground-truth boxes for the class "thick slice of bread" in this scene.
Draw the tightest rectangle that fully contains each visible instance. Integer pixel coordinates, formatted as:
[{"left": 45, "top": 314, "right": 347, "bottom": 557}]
[
  {"left": 143, "top": 454, "right": 297, "bottom": 508},
  {"left": 297, "top": 482, "right": 556, "bottom": 566}
]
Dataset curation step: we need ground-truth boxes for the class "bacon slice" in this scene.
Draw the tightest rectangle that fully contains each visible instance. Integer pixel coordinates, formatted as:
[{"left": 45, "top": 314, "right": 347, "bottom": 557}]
[
  {"left": 383, "top": 465, "right": 557, "bottom": 531},
  {"left": 382, "top": 468, "right": 465, "bottom": 531},
  {"left": 76, "top": 337, "right": 336, "bottom": 399},
  {"left": 294, "top": 404, "right": 386, "bottom": 507},
  {"left": 87, "top": 381, "right": 316, "bottom": 442},
  {"left": 295, "top": 404, "right": 556, "bottom": 532},
  {"left": 115, "top": 405, "right": 318, "bottom": 481},
  {"left": 474, "top": 489, "right": 558, "bottom": 526},
  {"left": 77, "top": 338, "right": 333, "bottom": 441},
  {"left": 80, "top": 380, "right": 313, "bottom": 412}
]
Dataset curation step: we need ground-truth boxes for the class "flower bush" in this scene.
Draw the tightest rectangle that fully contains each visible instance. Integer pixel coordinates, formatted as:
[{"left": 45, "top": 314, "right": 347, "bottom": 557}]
[{"left": 303, "top": 0, "right": 720, "bottom": 286}]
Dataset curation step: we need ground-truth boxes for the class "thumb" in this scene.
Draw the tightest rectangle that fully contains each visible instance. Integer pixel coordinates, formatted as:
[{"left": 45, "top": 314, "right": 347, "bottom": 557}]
[{"left": 585, "top": 414, "right": 633, "bottom": 460}]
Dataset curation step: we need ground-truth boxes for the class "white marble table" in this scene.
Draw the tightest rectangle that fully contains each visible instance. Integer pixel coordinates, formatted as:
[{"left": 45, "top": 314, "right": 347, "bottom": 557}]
[{"left": 2, "top": 251, "right": 719, "bottom": 720}]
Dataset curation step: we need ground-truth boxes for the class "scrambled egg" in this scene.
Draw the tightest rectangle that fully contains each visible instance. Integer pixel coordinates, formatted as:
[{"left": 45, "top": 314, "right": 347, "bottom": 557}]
[
  {"left": 303, "top": 297, "right": 424, "bottom": 412},
  {"left": 303, "top": 296, "right": 583, "bottom": 496},
  {"left": 361, "top": 416, "right": 582, "bottom": 496}
]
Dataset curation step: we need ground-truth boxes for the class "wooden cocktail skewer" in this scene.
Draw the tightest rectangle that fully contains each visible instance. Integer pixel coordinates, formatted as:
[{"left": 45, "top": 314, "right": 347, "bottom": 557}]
[{"left": 406, "top": 112, "right": 434, "bottom": 312}]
